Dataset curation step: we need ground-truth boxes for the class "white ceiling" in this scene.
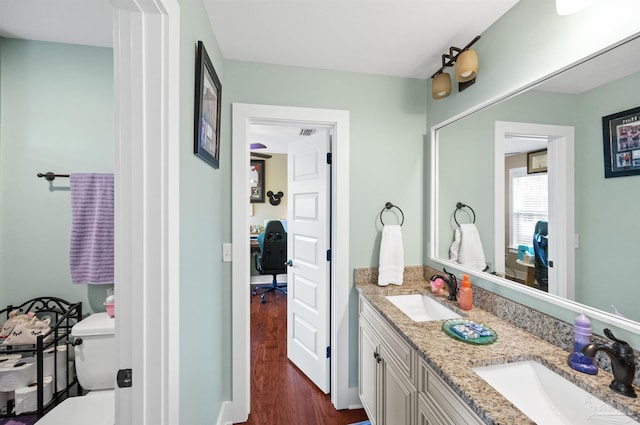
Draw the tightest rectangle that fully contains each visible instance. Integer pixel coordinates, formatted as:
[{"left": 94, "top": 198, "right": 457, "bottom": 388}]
[
  {"left": 0, "top": 0, "right": 112, "bottom": 48},
  {"left": 0, "top": 0, "right": 520, "bottom": 79},
  {"left": 203, "top": 0, "right": 519, "bottom": 79}
]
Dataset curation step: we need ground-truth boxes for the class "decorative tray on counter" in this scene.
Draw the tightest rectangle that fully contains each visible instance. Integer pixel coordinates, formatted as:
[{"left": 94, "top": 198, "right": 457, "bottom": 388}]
[{"left": 442, "top": 319, "right": 497, "bottom": 345}]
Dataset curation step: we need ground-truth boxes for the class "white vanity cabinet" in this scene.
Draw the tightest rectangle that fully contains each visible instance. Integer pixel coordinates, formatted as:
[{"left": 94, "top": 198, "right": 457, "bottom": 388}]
[
  {"left": 359, "top": 295, "right": 485, "bottom": 425},
  {"left": 359, "top": 297, "right": 416, "bottom": 425},
  {"left": 417, "top": 357, "right": 484, "bottom": 425}
]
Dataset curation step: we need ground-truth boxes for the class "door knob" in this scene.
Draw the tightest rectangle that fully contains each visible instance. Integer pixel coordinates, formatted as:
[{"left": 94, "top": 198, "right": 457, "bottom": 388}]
[{"left": 285, "top": 259, "right": 293, "bottom": 267}]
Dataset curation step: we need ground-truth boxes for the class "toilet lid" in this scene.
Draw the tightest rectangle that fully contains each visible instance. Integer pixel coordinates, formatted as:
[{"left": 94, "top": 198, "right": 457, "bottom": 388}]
[{"left": 35, "top": 391, "right": 114, "bottom": 425}]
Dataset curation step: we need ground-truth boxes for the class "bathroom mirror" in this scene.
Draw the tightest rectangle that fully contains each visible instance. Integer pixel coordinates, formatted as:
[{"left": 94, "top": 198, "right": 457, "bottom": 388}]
[{"left": 430, "top": 34, "right": 640, "bottom": 325}]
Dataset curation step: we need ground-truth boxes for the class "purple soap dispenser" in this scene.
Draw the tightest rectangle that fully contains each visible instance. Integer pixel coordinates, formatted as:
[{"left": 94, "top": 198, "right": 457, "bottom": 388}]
[{"left": 567, "top": 312, "right": 598, "bottom": 375}]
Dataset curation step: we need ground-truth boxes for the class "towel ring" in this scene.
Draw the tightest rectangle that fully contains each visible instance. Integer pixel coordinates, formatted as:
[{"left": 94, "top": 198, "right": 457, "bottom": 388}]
[
  {"left": 379, "top": 202, "right": 404, "bottom": 226},
  {"left": 454, "top": 202, "right": 475, "bottom": 227}
]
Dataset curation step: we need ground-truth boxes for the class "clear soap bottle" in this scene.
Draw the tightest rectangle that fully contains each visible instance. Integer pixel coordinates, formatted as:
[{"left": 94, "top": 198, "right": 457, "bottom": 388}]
[{"left": 458, "top": 274, "right": 473, "bottom": 311}]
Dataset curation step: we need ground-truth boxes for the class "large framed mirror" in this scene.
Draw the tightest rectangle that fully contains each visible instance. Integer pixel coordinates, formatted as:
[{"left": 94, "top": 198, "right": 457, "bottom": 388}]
[{"left": 429, "top": 33, "right": 640, "bottom": 332}]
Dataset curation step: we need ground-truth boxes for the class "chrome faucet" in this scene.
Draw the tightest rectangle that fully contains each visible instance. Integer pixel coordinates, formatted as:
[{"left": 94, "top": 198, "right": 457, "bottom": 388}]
[{"left": 580, "top": 328, "right": 637, "bottom": 398}]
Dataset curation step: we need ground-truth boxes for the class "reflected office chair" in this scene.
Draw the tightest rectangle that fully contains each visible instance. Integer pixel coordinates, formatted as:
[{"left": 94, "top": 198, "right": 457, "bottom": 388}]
[
  {"left": 533, "top": 220, "right": 548, "bottom": 290},
  {"left": 253, "top": 220, "right": 288, "bottom": 303}
]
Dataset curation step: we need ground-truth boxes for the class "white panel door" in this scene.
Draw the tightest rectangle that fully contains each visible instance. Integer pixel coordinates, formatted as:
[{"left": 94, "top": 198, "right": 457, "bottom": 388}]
[{"left": 287, "top": 130, "right": 330, "bottom": 393}]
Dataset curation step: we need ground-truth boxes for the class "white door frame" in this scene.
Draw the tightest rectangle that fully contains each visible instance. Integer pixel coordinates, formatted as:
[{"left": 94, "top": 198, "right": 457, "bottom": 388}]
[
  {"left": 232, "top": 103, "right": 354, "bottom": 422},
  {"left": 493, "top": 121, "right": 575, "bottom": 300},
  {"left": 112, "top": 1, "right": 180, "bottom": 424}
]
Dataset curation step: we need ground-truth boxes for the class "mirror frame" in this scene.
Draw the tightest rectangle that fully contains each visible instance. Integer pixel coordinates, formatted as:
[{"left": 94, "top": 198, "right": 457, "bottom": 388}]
[{"left": 428, "top": 35, "right": 640, "bottom": 335}]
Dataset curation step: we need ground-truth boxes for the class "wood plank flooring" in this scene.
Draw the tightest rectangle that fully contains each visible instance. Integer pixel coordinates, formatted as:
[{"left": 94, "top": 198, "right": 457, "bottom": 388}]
[{"left": 236, "top": 286, "right": 369, "bottom": 425}]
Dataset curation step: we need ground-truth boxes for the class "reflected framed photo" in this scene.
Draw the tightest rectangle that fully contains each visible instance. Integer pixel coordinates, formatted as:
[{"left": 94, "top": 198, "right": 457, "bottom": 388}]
[
  {"left": 527, "top": 149, "right": 547, "bottom": 174},
  {"left": 250, "top": 160, "right": 265, "bottom": 203},
  {"left": 194, "top": 41, "right": 222, "bottom": 169},
  {"left": 602, "top": 106, "right": 640, "bottom": 178}
]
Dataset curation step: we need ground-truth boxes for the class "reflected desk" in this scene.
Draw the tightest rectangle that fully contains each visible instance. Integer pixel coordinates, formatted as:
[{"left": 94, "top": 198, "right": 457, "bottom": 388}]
[{"left": 516, "top": 259, "right": 536, "bottom": 287}]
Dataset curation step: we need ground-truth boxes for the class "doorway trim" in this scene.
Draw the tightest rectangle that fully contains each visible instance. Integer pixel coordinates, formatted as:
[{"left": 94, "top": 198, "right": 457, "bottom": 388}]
[
  {"left": 231, "top": 103, "right": 352, "bottom": 422},
  {"left": 111, "top": 1, "right": 181, "bottom": 424},
  {"left": 493, "top": 121, "right": 575, "bottom": 300}
]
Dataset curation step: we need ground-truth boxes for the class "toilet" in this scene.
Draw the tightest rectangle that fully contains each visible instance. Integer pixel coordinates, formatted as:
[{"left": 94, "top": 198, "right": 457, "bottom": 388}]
[{"left": 36, "top": 312, "right": 115, "bottom": 425}]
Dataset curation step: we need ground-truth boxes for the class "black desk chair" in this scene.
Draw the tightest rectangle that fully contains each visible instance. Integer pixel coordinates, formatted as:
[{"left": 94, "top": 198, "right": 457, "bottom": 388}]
[
  {"left": 253, "top": 220, "right": 288, "bottom": 303},
  {"left": 533, "top": 220, "right": 548, "bottom": 290}
]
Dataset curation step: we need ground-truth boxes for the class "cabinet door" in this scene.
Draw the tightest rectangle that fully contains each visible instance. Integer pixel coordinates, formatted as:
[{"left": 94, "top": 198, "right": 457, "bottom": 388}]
[
  {"left": 381, "top": 345, "right": 415, "bottom": 425},
  {"left": 417, "top": 393, "right": 447, "bottom": 425},
  {"left": 418, "top": 358, "right": 485, "bottom": 425},
  {"left": 359, "top": 321, "right": 379, "bottom": 425}
]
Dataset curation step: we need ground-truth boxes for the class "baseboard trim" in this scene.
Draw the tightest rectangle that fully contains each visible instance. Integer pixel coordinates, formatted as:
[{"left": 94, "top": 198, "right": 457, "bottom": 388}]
[
  {"left": 217, "top": 400, "right": 233, "bottom": 425},
  {"left": 345, "top": 385, "right": 362, "bottom": 410}
]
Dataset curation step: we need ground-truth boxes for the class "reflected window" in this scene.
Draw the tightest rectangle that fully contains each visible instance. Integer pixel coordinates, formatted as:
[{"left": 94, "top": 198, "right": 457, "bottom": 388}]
[{"left": 509, "top": 167, "right": 548, "bottom": 249}]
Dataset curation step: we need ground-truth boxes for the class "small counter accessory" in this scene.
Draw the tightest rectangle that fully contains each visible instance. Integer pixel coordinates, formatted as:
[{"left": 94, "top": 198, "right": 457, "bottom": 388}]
[
  {"left": 104, "top": 288, "right": 115, "bottom": 318},
  {"left": 567, "top": 312, "right": 597, "bottom": 375},
  {"left": 458, "top": 274, "right": 473, "bottom": 311},
  {"left": 442, "top": 319, "right": 497, "bottom": 345}
]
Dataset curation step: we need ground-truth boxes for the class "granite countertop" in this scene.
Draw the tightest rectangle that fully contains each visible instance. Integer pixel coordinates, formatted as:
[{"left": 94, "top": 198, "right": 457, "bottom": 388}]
[{"left": 356, "top": 279, "right": 640, "bottom": 425}]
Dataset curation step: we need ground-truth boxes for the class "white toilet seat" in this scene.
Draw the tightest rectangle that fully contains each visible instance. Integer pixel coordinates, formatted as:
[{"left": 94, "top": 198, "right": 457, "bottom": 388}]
[{"left": 35, "top": 390, "right": 114, "bottom": 425}]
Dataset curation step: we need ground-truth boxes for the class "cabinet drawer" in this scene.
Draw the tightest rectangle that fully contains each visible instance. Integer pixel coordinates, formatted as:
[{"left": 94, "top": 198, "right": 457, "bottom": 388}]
[
  {"left": 360, "top": 297, "right": 415, "bottom": 383},
  {"left": 418, "top": 358, "right": 484, "bottom": 425}
]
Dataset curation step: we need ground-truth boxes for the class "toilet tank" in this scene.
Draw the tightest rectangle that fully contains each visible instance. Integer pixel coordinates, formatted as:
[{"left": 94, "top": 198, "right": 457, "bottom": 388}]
[{"left": 72, "top": 313, "right": 115, "bottom": 391}]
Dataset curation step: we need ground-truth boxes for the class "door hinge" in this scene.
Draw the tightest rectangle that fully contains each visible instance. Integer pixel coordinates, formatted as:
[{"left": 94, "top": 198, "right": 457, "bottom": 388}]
[
  {"left": 549, "top": 260, "right": 554, "bottom": 268},
  {"left": 326, "top": 249, "right": 331, "bottom": 261},
  {"left": 326, "top": 152, "right": 332, "bottom": 165},
  {"left": 117, "top": 368, "right": 132, "bottom": 388},
  {"left": 326, "top": 346, "right": 331, "bottom": 358}
]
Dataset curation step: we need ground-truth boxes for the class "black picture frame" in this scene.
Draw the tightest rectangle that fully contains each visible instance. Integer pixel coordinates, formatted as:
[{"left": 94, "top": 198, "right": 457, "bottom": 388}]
[
  {"left": 527, "top": 149, "right": 547, "bottom": 174},
  {"left": 250, "top": 160, "right": 265, "bottom": 203},
  {"left": 194, "top": 41, "right": 222, "bottom": 169},
  {"left": 602, "top": 106, "right": 640, "bottom": 178}
]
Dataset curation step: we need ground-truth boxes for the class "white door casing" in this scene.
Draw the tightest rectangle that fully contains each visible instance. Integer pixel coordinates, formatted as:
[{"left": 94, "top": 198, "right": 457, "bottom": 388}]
[
  {"left": 493, "top": 121, "right": 575, "bottom": 300},
  {"left": 232, "top": 103, "right": 353, "bottom": 423},
  {"left": 111, "top": 1, "right": 181, "bottom": 424},
  {"left": 287, "top": 131, "right": 331, "bottom": 393}
]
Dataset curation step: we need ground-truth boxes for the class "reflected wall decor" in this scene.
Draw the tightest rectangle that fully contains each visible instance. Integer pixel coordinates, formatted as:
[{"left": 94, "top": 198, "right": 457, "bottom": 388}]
[
  {"left": 194, "top": 41, "right": 222, "bottom": 169},
  {"left": 603, "top": 106, "right": 640, "bottom": 178},
  {"left": 250, "top": 160, "right": 265, "bottom": 203}
]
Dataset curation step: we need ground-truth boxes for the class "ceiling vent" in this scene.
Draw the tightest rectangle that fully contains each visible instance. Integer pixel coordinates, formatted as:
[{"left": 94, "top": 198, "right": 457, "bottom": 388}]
[{"left": 299, "top": 128, "right": 316, "bottom": 136}]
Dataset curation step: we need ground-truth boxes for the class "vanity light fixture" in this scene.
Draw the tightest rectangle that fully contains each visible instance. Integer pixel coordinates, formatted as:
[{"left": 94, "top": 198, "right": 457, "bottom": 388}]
[
  {"left": 431, "top": 71, "right": 452, "bottom": 99},
  {"left": 455, "top": 49, "right": 478, "bottom": 83},
  {"left": 430, "top": 35, "right": 481, "bottom": 100}
]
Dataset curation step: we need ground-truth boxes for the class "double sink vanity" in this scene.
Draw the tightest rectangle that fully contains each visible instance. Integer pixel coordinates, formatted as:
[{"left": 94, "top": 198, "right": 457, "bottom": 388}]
[{"left": 356, "top": 267, "right": 640, "bottom": 425}]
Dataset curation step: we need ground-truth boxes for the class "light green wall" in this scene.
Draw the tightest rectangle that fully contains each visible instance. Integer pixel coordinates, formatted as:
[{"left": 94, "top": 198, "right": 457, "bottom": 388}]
[
  {"left": 0, "top": 38, "right": 114, "bottom": 313},
  {"left": 426, "top": 0, "right": 640, "bottom": 345},
  {"left": 573, "top": 71, "right": 640, "bottom": 321},
  {"left": 224, "top": 60, "right": 427, "bottom": 386},
  {"left": 435, "top": 90, "right": 577, "bottom": 264},
  {"left": 177, "top": 1, "right": 232, "bottom": 423}
]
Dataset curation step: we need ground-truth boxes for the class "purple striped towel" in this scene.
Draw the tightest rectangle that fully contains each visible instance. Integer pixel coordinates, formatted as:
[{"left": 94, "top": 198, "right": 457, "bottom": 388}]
[{"left": 69, "top": 173, "right": 114, "bottom": 284}]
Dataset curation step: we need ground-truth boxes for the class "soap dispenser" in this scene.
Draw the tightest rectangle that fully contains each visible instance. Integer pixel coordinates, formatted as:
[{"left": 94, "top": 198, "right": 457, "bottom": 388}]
[
  {"left": 567, "top": 312, "right": 598, "bottom": 375},
  {"left": 458, "top": 274, "right": 473, "bottom": 311}
]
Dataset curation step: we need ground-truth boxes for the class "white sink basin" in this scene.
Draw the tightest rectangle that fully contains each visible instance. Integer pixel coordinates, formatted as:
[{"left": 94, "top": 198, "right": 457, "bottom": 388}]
[
  {"left": 473, "top": 360, "right": 639, "bottom": 425},
  {"left": 385, "top": 294, "right": 461, "bottom": 322}
]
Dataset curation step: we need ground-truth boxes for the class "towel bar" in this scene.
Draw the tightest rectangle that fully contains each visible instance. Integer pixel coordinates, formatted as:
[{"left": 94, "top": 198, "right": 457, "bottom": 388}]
[{"left": 37, "top": 172, "right": 70, "bottom": 181}]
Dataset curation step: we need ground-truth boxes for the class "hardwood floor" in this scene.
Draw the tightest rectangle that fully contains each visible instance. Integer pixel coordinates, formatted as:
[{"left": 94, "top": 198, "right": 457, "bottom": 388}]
[{"left": 236, "top": 286, "right": 369, "bottom": 425}]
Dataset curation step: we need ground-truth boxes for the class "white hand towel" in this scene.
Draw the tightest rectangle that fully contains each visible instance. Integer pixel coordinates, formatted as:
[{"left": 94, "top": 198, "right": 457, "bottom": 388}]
[
  {"left": 456, "top": 223, "right": 486, "bottom": 271},
  {"left": 377, "top": 225, "right": 404, "bottom": 286}
]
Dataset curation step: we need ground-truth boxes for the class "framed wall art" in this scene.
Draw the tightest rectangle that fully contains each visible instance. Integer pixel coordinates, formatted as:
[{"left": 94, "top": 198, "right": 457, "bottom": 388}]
[
  {"left": 602, "top": 106, "right": 640, "bottom": 178},
  {"left": 194, "top": 40, "right": 222, "bottom": 169},
  {"left": 527, "top": 149, "right": 547, "bottom": 174},
  {"left": 250, "top": 160, "right": 265, "bottom": 203}
]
